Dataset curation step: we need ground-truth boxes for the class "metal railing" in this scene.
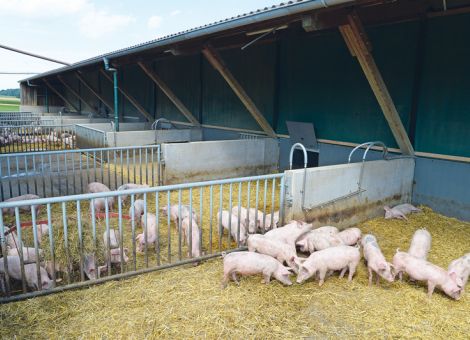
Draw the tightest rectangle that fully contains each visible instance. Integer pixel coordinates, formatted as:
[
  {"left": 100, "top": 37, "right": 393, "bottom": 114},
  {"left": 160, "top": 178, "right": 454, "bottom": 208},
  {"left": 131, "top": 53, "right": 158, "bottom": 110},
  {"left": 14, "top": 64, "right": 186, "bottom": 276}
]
[
  {"left": 305, "top": 141, "right": 389, "bottom": 211},
  {"left": 0, "top": 112, "right": 37, "bottom": 124},
  {"left": 0, "top": 172, "right": 285, "bottom": 302},
  {"left": 75, "top": 124, "right": 107, "bottom": 148},
  {"left": 0, "top": 145, "right": 161, "bottom": 201},
  {"left": 239, "top": 133, "right": 268, "bottom": 140},
  {"left": 0, "top": 125, "right": 77, "bottom": 154}
]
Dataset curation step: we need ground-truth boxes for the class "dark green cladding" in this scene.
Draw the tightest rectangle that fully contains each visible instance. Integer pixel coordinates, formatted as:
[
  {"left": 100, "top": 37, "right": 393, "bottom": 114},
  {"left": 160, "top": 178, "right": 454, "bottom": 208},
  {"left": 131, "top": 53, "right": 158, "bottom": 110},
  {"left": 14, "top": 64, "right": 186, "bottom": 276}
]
[
  {"left": 80, "top": 12, "right": 469, "bottom": 157},
  {"left": 414, "top": 13, "right": 470, "bottom": 157}
]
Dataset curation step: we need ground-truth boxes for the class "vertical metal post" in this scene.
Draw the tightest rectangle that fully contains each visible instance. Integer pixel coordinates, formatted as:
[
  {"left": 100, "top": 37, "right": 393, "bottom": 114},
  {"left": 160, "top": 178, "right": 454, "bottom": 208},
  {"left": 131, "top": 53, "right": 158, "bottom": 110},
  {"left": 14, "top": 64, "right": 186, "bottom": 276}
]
[{"left": 113, "top": 71, "right": 119, "bottom": 132}]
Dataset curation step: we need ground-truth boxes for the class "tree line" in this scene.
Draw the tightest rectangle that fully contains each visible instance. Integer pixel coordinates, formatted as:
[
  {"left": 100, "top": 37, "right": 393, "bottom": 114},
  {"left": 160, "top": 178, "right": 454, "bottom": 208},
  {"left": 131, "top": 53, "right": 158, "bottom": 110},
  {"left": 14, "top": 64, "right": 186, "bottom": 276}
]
[{"left": 0, "top": 88, "right": 20, "bottom": 98}]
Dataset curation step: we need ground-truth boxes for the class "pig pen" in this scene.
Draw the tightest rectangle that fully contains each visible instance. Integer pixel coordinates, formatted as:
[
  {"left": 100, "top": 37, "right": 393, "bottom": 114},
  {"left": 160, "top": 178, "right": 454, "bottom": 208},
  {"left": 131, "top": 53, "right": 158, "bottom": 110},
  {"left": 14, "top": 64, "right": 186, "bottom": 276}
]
[
  {"left": 0, "top": 145, "right": 161, "bottom": 201},
  {"left": 0, "top": 124, "right": 77, "bottom": 153},
  {"left": 1, "top": 147, "right": 469, "bottom": 337},
  {"left": 0, "top": 173, "right": 285, "bottom": 301},
  {"left": 0, "top": 207, "right": 469, "bottom": 338},
  {"left": 75, "top": 122, "right": 203, "bottom": 149}
]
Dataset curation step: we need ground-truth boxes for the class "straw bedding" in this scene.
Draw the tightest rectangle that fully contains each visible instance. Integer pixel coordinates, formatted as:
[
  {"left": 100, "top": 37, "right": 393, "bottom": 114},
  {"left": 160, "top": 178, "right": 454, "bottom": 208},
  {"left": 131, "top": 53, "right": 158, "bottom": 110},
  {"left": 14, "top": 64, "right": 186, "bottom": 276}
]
[{"left": 1, "top": 206, "right": 469, "bottom": 338}]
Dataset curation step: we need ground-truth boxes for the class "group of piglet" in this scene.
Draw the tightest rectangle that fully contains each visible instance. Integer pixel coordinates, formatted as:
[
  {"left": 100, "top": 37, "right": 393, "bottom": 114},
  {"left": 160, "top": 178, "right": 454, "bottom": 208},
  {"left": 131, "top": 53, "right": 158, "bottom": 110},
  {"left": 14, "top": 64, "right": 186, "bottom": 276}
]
[
  {"left": 0, "top": 129, "right": 75, "bottom": 148},
  {"left": 222, "top": 203, "right": 469, "bottom": 300},
  {"left": 0, "top": 181, "right": 149, "bottom": 292}
]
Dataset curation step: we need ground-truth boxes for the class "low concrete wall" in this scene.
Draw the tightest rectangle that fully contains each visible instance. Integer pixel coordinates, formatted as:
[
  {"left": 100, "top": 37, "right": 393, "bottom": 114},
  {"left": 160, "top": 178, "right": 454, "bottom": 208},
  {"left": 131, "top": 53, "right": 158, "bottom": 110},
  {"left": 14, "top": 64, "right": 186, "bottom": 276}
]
[
  {"left": 107, "top": 128, "right": 203, "bottom": 147},
  {"left": 161, "top": 139, "right": 279, "bottom": 184},
  {"left": 106, "top": 130, "right": 156, "bottom": 147},
  {"left": 76, "top": 123, "right": 202, "bottom": 148},
  {"left": 20, "top": 105, "right": 63, "bottom": 114},
  {"left": 413, "top": 157, "right": 470, "bottom": 221},
  {"left": 284, "top": 158, "right": 415, "bottom": 228}
]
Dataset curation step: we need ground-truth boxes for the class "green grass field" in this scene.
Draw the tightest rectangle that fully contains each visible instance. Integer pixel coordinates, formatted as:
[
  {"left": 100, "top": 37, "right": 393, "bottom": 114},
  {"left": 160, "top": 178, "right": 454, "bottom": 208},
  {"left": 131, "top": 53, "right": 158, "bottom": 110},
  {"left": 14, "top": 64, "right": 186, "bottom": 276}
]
[{"left": 0, "top": 95, "right": 20, "bottom": 111}]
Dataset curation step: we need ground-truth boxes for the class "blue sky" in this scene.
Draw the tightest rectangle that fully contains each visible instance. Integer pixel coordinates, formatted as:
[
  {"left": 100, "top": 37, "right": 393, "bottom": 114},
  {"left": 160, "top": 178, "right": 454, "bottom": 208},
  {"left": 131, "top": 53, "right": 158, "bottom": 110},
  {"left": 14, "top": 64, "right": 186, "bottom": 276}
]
[{"left": 0, "top": 0, "right": 277, "bottom": 90}]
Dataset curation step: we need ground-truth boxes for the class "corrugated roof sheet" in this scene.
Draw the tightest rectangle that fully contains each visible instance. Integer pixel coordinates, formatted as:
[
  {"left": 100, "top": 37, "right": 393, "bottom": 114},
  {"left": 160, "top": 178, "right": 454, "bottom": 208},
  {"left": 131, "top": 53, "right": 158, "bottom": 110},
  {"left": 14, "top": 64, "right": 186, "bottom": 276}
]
[{"left": 23, "top": 0, "right": 341, "bottom": 81}]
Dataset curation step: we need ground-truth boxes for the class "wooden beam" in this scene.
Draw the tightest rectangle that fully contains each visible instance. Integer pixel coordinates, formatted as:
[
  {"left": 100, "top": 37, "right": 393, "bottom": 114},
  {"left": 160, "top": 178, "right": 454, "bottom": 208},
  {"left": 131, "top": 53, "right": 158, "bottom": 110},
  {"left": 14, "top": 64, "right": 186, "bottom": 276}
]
[
  {"left": 57, "top": 75, "right": 95, "bottom": 111},
  {"left": 42, "top": 78, "right": 80, "bottom": 112},
  {"left": 137, "top": 62, "right": 200, "bottom": 126},
  {"left": 99, "top": 69, "right": 154, "bottom": 122},
  {"left": 202, "top": 44, "right": 276, "bottom": 138},
  {"left": 75, "top": 71, "right": 114, "bottom": 113},
  {"left": 339, "top": 14, "right": 414, "bottom": 155}
]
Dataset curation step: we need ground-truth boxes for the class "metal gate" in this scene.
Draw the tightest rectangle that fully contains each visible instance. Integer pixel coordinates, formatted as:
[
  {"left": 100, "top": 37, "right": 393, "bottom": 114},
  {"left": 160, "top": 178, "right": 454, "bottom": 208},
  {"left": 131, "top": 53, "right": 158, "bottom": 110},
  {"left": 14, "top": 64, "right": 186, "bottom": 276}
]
[
  {"left": 0, "top": 125, "right": 76, "bottom": 153},
  {"left": 0, "top": 145, "right": 161, "bottom": 201},
  {"left": 0, "top": 172, "right": 285, "bottom": 302}
]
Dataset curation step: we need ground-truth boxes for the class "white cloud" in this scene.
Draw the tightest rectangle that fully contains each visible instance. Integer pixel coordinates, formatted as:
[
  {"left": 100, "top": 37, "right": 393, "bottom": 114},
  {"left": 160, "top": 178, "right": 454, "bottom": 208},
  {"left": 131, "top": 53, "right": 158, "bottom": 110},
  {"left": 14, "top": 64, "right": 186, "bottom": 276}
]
[
  {"left": 170, "top": 10, "right": 182, "bottom": 16},
  {"left": 147, "top": 15, "right": 162, "bottom": 29},
  {"left": 0, "top": 0, "right": 89, "bottom": 17},
  {"left": 79, "top": 9, "right": 135, "bottom": 39}
]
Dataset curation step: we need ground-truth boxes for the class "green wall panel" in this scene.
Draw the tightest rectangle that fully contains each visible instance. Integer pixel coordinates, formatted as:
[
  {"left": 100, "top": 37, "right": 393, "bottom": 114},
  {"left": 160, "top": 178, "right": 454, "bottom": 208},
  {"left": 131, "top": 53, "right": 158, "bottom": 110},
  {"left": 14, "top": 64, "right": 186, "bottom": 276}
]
[
  {"left": 202, "top": 43, "right": 276, "bottom": 130},
  {"left": 79, "top": 68, "right": 104, "bottom": 115},
  {"left": 277, "top": 21, "right": 419, "bottom": 147},
  {"left": 120, "top": 63, "right": 155, "bottom": 121},
  {"left": 154, "top": 55, "right": 201, "bottom": 123},
  {"left": 415, "top": 13, "right": 470, "bottom": 157}
]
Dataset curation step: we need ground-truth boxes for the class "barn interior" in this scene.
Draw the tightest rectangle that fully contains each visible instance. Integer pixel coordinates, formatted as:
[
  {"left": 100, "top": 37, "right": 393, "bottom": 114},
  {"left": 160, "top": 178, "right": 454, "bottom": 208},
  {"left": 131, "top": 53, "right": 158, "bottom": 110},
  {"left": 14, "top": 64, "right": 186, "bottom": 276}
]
[{"left": 1, "top": 0, "right": 470, "bottom": 337}]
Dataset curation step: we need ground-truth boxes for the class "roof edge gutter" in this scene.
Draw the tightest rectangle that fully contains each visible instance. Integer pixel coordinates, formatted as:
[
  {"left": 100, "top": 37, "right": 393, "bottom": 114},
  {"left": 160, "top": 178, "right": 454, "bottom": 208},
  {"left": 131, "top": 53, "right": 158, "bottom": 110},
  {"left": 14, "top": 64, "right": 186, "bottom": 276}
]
[{"left": 22, "top": 0, "right": 355, "bottom": 82}]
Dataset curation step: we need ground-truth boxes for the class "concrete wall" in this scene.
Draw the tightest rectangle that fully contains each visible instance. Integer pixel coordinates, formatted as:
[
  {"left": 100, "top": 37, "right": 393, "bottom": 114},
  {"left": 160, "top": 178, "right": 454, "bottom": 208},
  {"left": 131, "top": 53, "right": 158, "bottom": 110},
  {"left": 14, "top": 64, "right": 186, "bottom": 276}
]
[
  {"left": 284, "top": 158, "right": 415, "bottom": 228},
  {"left": 202, "top": 125, "right": 470, "bottom": 221},
  {"left": 20, "top": 105, "right": 63, "bottom": 114},
  {"left": 413, "top": 157, "right": 470, "bottom": 221},
  {"left": 161, "top": 139, "right": 279, "bottom": 184},
  {"left": 75, "top": 123, "right": 202, "bottom": 148}
]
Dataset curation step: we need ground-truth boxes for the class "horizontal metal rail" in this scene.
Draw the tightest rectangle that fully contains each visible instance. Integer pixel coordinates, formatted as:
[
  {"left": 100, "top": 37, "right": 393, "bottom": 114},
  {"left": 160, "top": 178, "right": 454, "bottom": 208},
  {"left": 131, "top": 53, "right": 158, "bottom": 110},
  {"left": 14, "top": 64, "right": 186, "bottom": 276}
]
[
  {"left": 0, "top": 125, "right": 77, "bottom": 154},
  {"left": 0, "top": 145, "right": 161, "bottom": 200},
  {"left": 0, "top": 172, "right": 284, "bottom": 302}
]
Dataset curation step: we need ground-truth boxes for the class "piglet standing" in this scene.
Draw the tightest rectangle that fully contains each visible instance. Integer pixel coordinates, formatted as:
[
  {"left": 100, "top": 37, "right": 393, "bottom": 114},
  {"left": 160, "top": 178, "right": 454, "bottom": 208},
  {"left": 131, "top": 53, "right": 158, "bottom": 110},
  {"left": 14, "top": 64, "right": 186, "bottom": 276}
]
[
  {"left": 221, "top": 251, "right": 292, "bottom": 288},
  {"left": 337, "top": 227, "right": 362, "bottom": 246},
  {"left": 88, "top": 182, "right": 115, "bottom": 214},
  {"left": 259, "top": 211, "right": 280, "bottom": 231},
  {"left": 36, "top": 224, "right": 49, "bottom": 245},
  {"left": 392, "top": 250, "right": 462, "bottom": 299},
  {"left": 106, "top": 248, "right": 129, "bottom": 264},
  {"left": 296, "top": 229, "right": 342, "bottom": 253},
  {"left": 408, "top": 228, "right": 432, "bottom": 260},
  {"left": 3, "top": 226, "right": 22, "bottom": 249},
  {"left": 361, "top": 234, "right": 394, "bottom": 286},
  {"left": 296, "top": 245, "right": 361, "bottom": 286},
  {"left": 136, "top": 213, "right": 158, "bottom": 252},
  {"left": 217, "top": 210, "right": 247, "bottom": 245},
  {"left": 83, "top": 254, "right": 98, "bottom": 280},
  {"left": 264, "top": 220, "right": 313, "bottom": 248},
  {"left": 129, "top": 199, "right": 145, "bottom": 226},
  {"left": 103, "top": 229, "right": 121, "bottom": 249},
  {"left": 248, "top": 234, "right": 299, "bottom": 273},
  {"left": 162, "top": 204, "right": 198, "bottom": 224},
  {"left": 181, "top": 216, "right": 201, "bottom": 259},
  {"left": 2, "top": 194, "right": 42, "bottom": 217},
  {"left": 231, "top": 206, "right": 261, "bottom": 234},
  {"left": 117, "top": 183, "right": 150, "bottom": 203},
  {"left": 448, "top": 253, "right": 470, "bottom": 294}
]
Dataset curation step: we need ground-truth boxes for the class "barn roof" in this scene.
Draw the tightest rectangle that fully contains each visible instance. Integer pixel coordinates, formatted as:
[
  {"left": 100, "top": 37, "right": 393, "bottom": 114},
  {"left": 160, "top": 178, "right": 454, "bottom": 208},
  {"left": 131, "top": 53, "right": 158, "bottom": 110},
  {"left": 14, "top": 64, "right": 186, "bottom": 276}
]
[{"left": 23, "top": 0, "right": 355, "bottom": 81}]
